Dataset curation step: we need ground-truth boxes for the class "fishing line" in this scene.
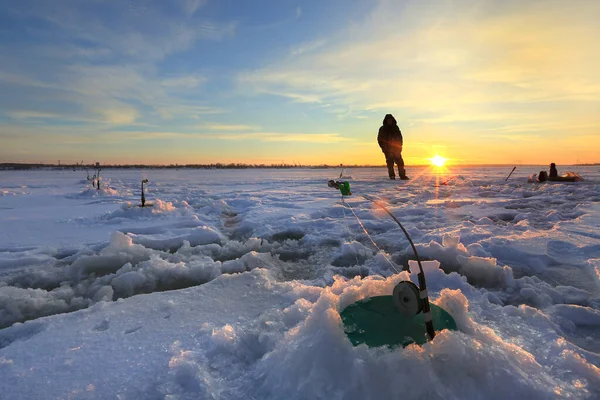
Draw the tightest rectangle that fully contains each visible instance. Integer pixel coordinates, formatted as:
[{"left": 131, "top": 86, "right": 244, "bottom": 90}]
[
  {"left": 342, "top": 197, "right": 401, "bottom": 274},
  {"left": 362, "top": 195, "right": 423, "bottom": 273},
  {"left": 340, "top": 195, "right": 361, "bottom": 267}
]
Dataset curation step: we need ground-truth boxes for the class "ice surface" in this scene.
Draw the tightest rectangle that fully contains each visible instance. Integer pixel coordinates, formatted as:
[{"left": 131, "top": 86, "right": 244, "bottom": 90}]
[{"left": 1, "top": 166, "right": 599, "bottom": 399}]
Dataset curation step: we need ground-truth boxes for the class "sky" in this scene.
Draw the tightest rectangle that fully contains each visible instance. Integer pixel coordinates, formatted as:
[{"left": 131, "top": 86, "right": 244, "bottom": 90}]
[{"left": 0, "top": 0, "right": 599, "bottom": 165}]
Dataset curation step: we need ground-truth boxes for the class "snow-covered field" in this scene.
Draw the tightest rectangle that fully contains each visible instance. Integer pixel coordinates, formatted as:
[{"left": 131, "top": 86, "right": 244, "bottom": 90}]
[{"left": 1, "top": 166, "right": 599, "bottom": 399}]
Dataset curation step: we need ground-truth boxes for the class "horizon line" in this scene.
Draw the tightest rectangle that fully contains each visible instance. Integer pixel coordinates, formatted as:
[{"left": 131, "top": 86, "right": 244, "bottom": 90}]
[{"left": 2, "top": 162, "right": 598, "bottom": 170}]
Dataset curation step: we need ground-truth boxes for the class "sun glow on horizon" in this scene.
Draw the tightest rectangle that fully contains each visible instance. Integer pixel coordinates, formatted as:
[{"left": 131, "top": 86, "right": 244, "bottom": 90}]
[{"left": 430, "top": 155, "right": 447, "bottom": 168}]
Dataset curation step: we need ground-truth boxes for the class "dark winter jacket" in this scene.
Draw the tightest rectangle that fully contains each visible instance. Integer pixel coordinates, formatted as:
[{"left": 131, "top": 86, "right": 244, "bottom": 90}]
[
  {"left": 549, "top": 163, "right": 558, "bottom": 178},
  {"left": 377, "top": 114, "right": 403, "bottom": 154}
]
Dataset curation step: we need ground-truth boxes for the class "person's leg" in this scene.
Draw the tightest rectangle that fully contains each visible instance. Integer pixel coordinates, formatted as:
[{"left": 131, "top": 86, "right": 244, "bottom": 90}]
[
  {"left": 385, "top": 153, "right": 395, "bottom": 179},
  {"left": 395, "top": 153, "right": 407, "bottom": 179}
]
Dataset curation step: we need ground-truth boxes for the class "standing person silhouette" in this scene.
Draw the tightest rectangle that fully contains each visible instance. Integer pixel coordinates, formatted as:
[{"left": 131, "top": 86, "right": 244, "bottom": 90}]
[
  {"left": 549, "top": 163, "right": 558, "bottom": 178},
  {"left": 378, "top": 114, "right": 409, "bottom": 180}
]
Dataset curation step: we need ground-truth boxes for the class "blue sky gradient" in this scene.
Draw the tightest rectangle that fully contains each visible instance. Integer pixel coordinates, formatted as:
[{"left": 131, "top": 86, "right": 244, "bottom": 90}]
[{"left": 1, "top": 0, "right": 599, "bottom": 165}]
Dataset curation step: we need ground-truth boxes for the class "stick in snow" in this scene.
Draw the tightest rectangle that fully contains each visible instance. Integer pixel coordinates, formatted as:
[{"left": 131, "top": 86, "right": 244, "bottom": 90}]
[{"left": 505, "top": 167, "right": 516, "bottom": 182}]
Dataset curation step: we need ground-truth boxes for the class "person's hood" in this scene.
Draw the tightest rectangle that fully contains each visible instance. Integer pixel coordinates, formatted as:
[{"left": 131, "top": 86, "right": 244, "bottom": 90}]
[{"left": 383, "top": 114, "right": 397, "bottom": 125}]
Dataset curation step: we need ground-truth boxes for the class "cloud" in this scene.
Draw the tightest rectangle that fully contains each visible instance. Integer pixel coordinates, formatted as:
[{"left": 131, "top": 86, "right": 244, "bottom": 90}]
[
  {"left": 7, "top": 111, "right": 72, "bottom": 121},
  {"left": 290, "top": 39, "right": 326, "bottom": 57},
  {"left": 0, "top": 1, "right": 236, "bottom": 131},
  {"left": 0, "top": 71, "right": 53, "bottom": 89},
  {"left": 98, "top": 130, "right": 351, "bottom": 144},
  {"left": 212, "top": 132, "right": 351, "bottom": 143},
  {"left": 197, "top": 123, "right": 259, "bottom": 131},
  {"left": 296, "top": 6, "right": 302, "bottom": 19},
  {"left": 103, "top": 131, "right": 192, "bottom": 142},
  {"left": 18, "top": 1, "right": 235, "bottom": 62},
  {"left": 1, "top": 58, "right": 221, "bottom": 128},
  {"left": 238, "top": 0, "right": 600, "bottom": 134},
  {"left": 96, "top": 107, "right": 140, "bottom": 125},
  {"left": 181, "top": 0, "right": 208, "bottom": 16},
  {"left": 161, "top": 75, "right": 207, "bottom": 88},
  {"left": 0, "top": 121, "right": 349, "bottom": 147},
  {"left": 157, "top": 105, "right": 226, "bottom": 120}
]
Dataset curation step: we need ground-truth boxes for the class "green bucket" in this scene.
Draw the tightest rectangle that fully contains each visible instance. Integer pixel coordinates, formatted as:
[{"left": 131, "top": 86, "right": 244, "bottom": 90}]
[{"left": 341, "top": 295, "right": 457, "bottom": 348}]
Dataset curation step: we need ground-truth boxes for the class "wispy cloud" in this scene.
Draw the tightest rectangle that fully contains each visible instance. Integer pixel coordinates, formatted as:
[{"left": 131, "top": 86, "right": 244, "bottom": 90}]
[
  {"left": 290, "top": 39, "right": 326, "bottom": 57},
  {"left": 100, "top": 130, "right": 350, "bottom": 144},
  {"left": 197, "top": 123, "right": 259, "bottom": 131},
  {"left": 181, "top": 0, "right": 208, "bottom": 16},
  {"left": 7, "top": 111, "right": 75, "bottom": 121},
  {"left": 0, "top": 0, "right": 236, "bottom": 131},
  {"left": 161, "top": 74, "right": 207, "bottom": 88},
  {"left": 212, "top": 132, "right": 350, "bottom": 143},
  {"left": 96, "top": 107, "right": 140, "bottom": 125},
  {"left": 238, "top": 0, "right": 600, "bottom": 133}
]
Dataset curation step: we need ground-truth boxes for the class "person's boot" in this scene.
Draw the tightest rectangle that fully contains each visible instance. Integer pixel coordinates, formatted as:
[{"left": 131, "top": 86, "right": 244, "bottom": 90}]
[
  {"left": 399, "top": 168, "right": 409, "bottom": 180},
  {"left": 389, "top": 176, "right": 396, "bottom": 180}
]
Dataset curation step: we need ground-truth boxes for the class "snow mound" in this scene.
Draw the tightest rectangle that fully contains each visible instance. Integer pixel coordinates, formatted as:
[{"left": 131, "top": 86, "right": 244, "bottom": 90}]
[
  {"left": 0, "top": 285, "right": 89, "bottom": 329},
  {"left": 418, "top": 233, "right": 514, "bottom": 287},
  {"left": 103, "top": 199, "right": 178, "bottom": 220},
  {"left": 68, "top": 232, "right": 152, "bottom": 281},
  {"left": 252, "top": 272, "right": 579, "bottom": 400},
  {"left": 128, "top": 225, "right": 223, "bottom": 251},
  {"left": 68, "top": 187, "right": 119, "bottom": 198}
]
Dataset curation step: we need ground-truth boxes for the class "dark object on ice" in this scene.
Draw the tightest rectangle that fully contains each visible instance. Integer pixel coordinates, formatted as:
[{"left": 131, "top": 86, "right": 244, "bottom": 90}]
[
  {"left": 328, "top": 180, "right": 351, "bottom": 196},
  {"left": 505, "top": 166, "right": 516, "bottom": 182},
  {"left": 92, "top": 162, "right": 101, "bottom": 190},
  {"left": 549, "top": 163, "right": 558, "bottom": 178},
  {"left": 531, "top": 164, "right": 584, "bottom": 183},
  {"left": 435, "top": 176, "right": 456, "bottom": 187},
  {"left": 378, "top": 114, "right": 408, "bottom": 180},
  {"left": 141, "top": 179, "right": 148, "bottom": 207},
  {"left": 138, "top": 179, "right": 153, "bottom": 208},
  {"left": 126, "top": 179, "right": 154, "bottom": 208},
  {"left": 546, "top": 163, "right": 584, "bottom": 182}
]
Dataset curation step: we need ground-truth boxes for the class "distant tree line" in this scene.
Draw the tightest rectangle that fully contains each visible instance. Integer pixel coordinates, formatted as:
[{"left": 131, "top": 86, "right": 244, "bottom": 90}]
[
  {"left": 2, "top": 162, "right": 594, "bottom": 171},
  {"left": 0, "top": 162, "right": 386, "bottom": 170}
]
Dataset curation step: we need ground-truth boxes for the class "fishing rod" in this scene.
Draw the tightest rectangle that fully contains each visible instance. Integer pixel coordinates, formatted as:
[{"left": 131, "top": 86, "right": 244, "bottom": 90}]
[
  {"left": 93, "top": 162, "right": 101, "bottom": 190},
  {"left": 505, "top": 167, "right": 516, "bottom": 182},
  {"left": 141, "top": 179, "right": 148, "bottom": 207},
  {"left": 328, "top": 180, "right": 436, "bottom": 340},
  {"left": 439, "top": 175, "right": 456, "bottom": 186}
]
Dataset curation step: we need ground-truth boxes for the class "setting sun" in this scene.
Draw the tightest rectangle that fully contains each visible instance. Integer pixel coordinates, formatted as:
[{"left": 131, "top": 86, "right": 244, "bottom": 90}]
[{"left": 430, "top": 155, "right": 447, "bottom": 167}]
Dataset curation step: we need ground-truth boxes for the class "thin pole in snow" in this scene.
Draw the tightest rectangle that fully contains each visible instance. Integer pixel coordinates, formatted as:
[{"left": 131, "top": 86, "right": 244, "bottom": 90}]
[{"left": 505, "top": 167, "right": 516, "bottom": 182}]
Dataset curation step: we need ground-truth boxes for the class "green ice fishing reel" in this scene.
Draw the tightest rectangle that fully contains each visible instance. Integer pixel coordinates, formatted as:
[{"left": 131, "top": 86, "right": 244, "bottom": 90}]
[{"left": 328, "top": 180, "right": 352, "bottom": 196}]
